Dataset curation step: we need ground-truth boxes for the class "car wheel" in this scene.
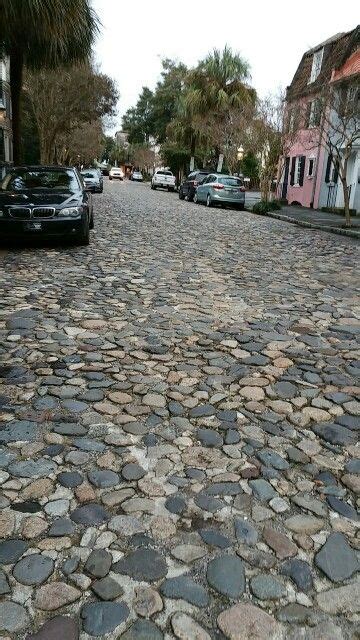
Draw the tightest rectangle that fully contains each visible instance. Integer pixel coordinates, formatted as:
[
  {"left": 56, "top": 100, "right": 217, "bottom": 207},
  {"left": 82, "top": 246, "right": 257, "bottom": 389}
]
[
  {"left": 179, "top": 189, "right": 185, "bottom": 200},
  {"left": 206, "top": 194, "right": 212, "bottom": 207},
  {"left": 238, "top": 203, "right": 244, "bottom": 211},
  {"left": 76, "top": 219, "right": 90, "bottom": 246},
  {"left": 89, "top": 212, "right": 94, "bottom": 230},
  {"left": 153, "top": 185, "right": 157, "bottom": 190},
  {"left": 109, "top": 177, "right": 112, "bottom": 181},
  {"left": 194, "top": 192, "right": 199, "bottom": 204}
]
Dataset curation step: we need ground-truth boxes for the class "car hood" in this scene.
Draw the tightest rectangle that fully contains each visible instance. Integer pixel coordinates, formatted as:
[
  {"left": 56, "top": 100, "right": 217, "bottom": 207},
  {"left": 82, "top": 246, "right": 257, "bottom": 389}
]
[{"left": 0, "top": 191, "right": 82, "bottom": 207}]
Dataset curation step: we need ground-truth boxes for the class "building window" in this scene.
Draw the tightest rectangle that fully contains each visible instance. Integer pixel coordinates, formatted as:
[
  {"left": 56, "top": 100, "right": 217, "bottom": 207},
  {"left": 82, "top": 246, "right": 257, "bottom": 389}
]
[
  {"left": 0, "top": 128, "right": 5, "bottom": 163},
  {"left": 308, "top": 157, "right": 316, "bottom": 177},
  {"left": 290, "top": 156, "right": 306, "bottom": 186},
  {"left": 307, "top": 99, "right": 321, "bottom": 127},
  {"left": 309, "top": 48, "right": 324, "bottom": 83}
]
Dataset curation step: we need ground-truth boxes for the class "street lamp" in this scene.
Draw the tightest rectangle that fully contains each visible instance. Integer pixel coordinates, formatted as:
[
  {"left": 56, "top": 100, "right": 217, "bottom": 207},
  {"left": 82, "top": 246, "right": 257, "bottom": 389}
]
[{"left": 237, "top": 146, "right": 244, "bottom": 161}]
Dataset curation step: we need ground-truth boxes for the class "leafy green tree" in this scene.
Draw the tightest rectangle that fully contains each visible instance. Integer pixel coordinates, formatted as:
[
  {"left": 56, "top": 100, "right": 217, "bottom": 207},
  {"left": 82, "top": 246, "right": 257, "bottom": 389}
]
[
  {"left": 122, "top": 87, "right": 154, "bottom": 143},
  {"left": 240, "top": 152, "right": 260, "bottom": 186},
  {"left": 0, "top": 0, "right": 99, "bottom": 163},
  {"left": 182, "top": 46, "right": 255, "bottom": 159},
  {"left": 151, "top": 59, "right": 188, "bottom": 143}
]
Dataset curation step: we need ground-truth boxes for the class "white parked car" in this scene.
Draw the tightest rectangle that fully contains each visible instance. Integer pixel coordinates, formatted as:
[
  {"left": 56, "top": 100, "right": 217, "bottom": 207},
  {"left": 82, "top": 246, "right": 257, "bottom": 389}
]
[
  {"left": 151, "top": 169, "right": 176, "bottom": 191},
  {"left": 109, "top": 167, "right": 124, "bottom": 181}
]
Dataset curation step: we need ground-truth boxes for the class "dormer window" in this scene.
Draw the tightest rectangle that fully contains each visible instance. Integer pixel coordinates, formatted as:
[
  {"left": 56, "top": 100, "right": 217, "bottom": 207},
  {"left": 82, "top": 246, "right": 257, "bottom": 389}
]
[{"left": 309, "top": 47, "right": 324, "bottom": 83}]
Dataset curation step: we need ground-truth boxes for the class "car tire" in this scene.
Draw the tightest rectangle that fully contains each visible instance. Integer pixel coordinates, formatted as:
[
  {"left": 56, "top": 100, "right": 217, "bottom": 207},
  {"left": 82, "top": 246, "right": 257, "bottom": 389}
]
[
  {"left": 109, "top": 177, "right": 112, "bottom": 181},
  {"left": 89, "top": 212, "right": 94, "bottom": 230},
  {"left": 153, "top": 185, "right": 157, "bottom": 190},
  {"left": 179, "top": 189, "right": 185, "bottom": 200},
  {"left": 76, "top": 218, "right": 90, "bottom": 246},
  {"left": 238, "top": 203, "right": 244, "bottom": 211},
  {"left": 206, "top": 194, "right": 212, "bottom": 208},
  {"left": 167, "top": 187, "right": 174, "bottom": 192},
  {"left": 194, "top": 193, "right": 199, "bottom": 204}
]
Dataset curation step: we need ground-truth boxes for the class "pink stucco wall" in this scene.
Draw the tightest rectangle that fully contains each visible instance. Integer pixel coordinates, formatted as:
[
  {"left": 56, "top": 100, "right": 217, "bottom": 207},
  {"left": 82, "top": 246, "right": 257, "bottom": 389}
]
[{"left": 286, "top": 127, "right": 320, "bottom": 207}]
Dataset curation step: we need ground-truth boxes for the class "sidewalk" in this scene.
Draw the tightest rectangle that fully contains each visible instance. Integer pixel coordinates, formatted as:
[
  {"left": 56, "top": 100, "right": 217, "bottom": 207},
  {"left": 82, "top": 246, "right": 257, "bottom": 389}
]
[{"left": 251, "top": 204, "right": 360, "bottom": 239}]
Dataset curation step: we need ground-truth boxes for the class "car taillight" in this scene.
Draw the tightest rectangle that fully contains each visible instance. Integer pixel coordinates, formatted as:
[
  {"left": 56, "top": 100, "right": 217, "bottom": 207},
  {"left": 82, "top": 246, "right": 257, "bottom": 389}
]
[
  {"left": 213, "top": 184, "right": 224, "bottom": 190},
  {"left": 240, "top": 186, "right": 246, "bottom": 192}
]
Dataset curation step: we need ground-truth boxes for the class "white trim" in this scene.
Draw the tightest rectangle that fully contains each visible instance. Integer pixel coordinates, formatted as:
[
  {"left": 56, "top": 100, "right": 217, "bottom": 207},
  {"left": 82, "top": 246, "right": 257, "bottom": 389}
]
[
  {"left": 294, "top": 156, "right": 301, "bottom": 186},
  {"left": 309, "top": 48, "right": 324, "bottom": 83},
  {"left": 307, "top": 156, "right": 316, "bottom": 178}
]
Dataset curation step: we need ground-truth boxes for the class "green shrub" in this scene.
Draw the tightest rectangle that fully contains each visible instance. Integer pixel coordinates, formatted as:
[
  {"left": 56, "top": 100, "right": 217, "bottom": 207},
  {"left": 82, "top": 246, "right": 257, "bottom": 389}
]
[{"left": 252, "top": 199, "right": 282, "bottom": 214}]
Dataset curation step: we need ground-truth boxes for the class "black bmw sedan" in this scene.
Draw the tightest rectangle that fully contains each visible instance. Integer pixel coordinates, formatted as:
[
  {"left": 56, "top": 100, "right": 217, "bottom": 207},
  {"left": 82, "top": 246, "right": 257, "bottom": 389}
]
[{"left": 0, "top": 166, "right": 94, "bottom": 245}]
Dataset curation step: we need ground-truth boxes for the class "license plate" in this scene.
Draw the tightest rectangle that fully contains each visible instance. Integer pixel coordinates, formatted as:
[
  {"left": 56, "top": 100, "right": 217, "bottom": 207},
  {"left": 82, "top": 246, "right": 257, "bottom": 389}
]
[{"left": 26, "top": 222, "right": 42, "bottom": 231}]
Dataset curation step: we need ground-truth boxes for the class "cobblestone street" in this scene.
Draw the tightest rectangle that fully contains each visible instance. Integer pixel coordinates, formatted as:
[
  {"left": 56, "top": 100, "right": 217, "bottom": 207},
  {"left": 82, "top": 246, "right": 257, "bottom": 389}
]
[{"left": 0, "top": 180, "right": 359, "bottom": 639}]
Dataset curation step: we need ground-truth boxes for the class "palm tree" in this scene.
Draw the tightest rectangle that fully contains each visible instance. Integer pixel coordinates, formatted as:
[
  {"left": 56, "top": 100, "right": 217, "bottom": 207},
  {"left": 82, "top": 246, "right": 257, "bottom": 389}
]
[
  {"left": 182, "top": 46, "right": 256, "bottom": 160},
  {"left": 0, "top": 0, "right": 99, "bottom": 163}
]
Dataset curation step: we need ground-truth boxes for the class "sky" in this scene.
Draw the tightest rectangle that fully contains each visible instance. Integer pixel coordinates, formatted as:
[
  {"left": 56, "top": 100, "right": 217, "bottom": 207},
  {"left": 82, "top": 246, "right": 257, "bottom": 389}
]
[{"left": 93, "top": 0, "right": 358, "bottom": 134}]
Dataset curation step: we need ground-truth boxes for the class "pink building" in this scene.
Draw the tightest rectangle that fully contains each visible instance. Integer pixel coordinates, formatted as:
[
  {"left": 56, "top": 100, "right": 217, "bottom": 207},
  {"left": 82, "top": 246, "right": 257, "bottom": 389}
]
[{"left": 278, "top": 28, "right": 359, "bottom": 210}]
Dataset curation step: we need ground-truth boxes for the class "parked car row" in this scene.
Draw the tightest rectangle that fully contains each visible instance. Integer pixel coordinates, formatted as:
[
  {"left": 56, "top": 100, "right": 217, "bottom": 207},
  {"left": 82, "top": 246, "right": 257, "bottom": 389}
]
[{"left": 153, "top": 168, "right": 246, "bottom": 210}]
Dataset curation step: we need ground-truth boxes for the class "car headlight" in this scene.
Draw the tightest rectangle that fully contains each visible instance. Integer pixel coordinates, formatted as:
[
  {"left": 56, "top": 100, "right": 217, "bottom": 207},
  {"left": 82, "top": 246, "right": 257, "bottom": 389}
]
[
  {"left": 0, "top": 209, "right": 4, "bottom": 217},
  {"left": 58, "top": 207, "right": 82, "bottom": 217}
]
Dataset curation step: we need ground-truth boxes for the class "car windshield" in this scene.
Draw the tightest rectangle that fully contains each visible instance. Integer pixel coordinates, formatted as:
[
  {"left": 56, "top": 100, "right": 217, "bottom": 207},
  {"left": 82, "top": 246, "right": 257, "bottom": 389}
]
[
  {"left": 81, "top": 170, "right": 97, "bottom": 178},
  {"left": 219, "top": 177, "right": 243, "bottom": 187},
  {"left": 2, "top": 168, "right": 79, "bottom": 193},
  {"left": 156, "top": 171, "right": 172, "bottom": 176}
]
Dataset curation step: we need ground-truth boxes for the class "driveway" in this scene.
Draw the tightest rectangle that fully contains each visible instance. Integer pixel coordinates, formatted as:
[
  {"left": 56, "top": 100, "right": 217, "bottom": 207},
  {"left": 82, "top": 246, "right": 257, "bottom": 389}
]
[{"left": 0, "top": 180, "right": 359, "bottom": 639}]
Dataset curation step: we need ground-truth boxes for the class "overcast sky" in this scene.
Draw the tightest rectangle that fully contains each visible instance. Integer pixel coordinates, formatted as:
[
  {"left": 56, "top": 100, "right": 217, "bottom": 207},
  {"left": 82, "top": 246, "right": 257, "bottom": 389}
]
[{"left": 93, "top": 0, "right": 358, "bottom": 134}]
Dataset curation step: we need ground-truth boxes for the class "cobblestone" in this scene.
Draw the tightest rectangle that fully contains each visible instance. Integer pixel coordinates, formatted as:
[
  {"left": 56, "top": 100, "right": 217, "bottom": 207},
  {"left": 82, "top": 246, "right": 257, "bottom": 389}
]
[{"left": 0, "top": 182, "right": 358, "bottom": 637}]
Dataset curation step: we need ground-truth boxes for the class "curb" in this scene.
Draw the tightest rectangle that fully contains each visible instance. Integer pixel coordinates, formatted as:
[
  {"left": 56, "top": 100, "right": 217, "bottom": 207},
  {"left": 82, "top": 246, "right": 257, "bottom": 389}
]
[{"left": 248, "top": 209, "right": 360, "bottom": 239}]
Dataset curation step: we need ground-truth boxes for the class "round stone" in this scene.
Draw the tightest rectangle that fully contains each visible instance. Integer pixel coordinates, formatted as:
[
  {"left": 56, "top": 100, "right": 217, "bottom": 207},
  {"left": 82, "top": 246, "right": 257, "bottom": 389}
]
[
  {"left": 0, "top": 601, "right": 30, "bottom": 633},
  {"left": 165, "top": 495, "right": 187, "bottom": 514},
  {"left": 120, "top": 619, "right": 163, "bottom": 640},
  {"left": 81, "top": 601, "right": 129, "bottom": 635},
  {"left": 13, "top": 553, "right": 54, "bottom": 585},
  {"left": 250, "top": 573, "right": 287, "bottom": 600},
  {"left": 58, "top": 471, "right": 83, "bottom": 488},
  {"left": 207, "top": 555, "right": 245, "bottom": 597},
  {"left": 88, "top": 469, "right": 119, "bottom": 488},
  {"left": 26, "top": 615, "right": 79, "bottom": 640},
  {"left": 113, "top": 548, "right": 167, "bottom": 582},
  {"left": 0, "top": 539, "right": 28, "bottom": 564},
  {"left": 133, "top": 585, "right": 163, "bottom": 617},
  {"left": 121, "top": 463, "right": 146, "bottom": 481},
  {"left": 70, "top": 504, "right": 110, "bottom": 526},
  {"left": 85, "top": 549, "right": 112, "bottom": 578}
]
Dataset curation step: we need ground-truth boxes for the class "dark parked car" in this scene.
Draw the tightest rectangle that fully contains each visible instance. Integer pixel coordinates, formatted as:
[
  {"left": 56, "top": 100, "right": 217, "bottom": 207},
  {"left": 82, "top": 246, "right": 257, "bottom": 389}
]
[
  {"left": 0, "top": 166, "right": 94, "bottom": 245},
  {"left": 179, "top": 170, "right": 210, "bottom": 201},
  {"left": 80, "top": 168, "right": 103, "bottom": 193}
]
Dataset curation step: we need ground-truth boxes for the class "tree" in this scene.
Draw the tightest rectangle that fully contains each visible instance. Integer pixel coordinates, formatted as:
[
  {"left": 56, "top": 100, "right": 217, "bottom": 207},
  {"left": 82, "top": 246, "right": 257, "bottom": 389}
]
[
  {"left": 57, "top": 120, "right": 104, "bottom": 166},
  {"left": 0, "top": 0, "right": 99, "bottom": 163},
  {"left": 240, "top": 152, "right": 260, "bottom": 187},
  {"left": 151, "top": 59, "right": 188, "bottom": 143},
  {"left": 122, "top": 87, "right": 154, "bottom": 143},
  {"left": 190, "top": 103, "right": 254, "bottom": 174},
  {"left": 182, "top": 46, "right": 255, "bottom": 161},
  {"left": 25, "top": 63, "right": 118, "bottom": 164},
  {"left": 244, "top": 92, "right": 285, "bottom": 201},
  {"left": 131, "top": 144, "right": 155, "bottom": 172}
]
